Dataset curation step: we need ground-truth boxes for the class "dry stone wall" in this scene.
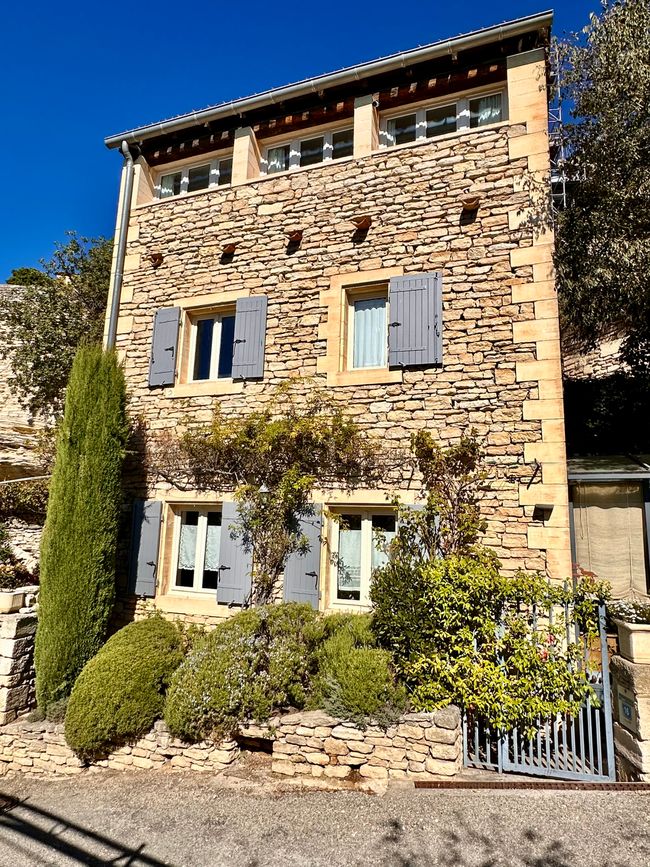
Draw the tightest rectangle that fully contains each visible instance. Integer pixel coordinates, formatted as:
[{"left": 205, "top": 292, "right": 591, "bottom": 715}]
[
  {"left": 0, "top": 609, "right": 37, "bottom": 724},
  {"left": 116, "top": 123, "right": 556, "bottom": 577}
]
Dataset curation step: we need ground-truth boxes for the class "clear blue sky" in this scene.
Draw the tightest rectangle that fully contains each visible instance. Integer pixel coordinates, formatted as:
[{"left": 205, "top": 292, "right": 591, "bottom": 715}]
[{"left": 0, "top": 1, "right": 596, "bottom": 281}]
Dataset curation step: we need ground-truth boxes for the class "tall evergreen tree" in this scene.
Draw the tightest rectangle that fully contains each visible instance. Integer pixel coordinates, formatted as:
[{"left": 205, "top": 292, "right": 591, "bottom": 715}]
[{"left": 35, "top": 346, "right": 128, "bottom": 711}]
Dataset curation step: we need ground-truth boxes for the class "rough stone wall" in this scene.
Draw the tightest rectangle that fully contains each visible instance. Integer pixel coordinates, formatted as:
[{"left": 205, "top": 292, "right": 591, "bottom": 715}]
[
  {"left": 0, "top": 286, "right": 43, "bottom": 482},
  {"left": 4, "top": 520, "right": 41, "bottom": 573},
  {"left": 562, "top": 327, "right": 627, "bottom": 381},
  {"left": 0, "top": 719, "right": 239, "bottom": 778},
  {"left": 271, "top": 708, "right": 461, "bottom": 782},
  {"left": 0, "top": 610, "right": 37, "bottom": 724},
  {"left": 611, "top": 653, "right": 650, "bottom": 782}
]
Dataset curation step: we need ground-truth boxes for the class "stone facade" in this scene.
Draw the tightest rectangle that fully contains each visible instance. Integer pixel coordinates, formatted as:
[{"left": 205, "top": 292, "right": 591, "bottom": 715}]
[
  {"left": 104, "top": 31, "right": 570, "bottom": 621},
  {"left": 0, "top": 609, "right": 37, "bottom": 724},
  {"left": 610, "top": 653, "right": 650, "bottom": 782},
  {"left": 270, "top": 708, "right": 461, "bottom": 782},
  {"left": 0, "top": 718, "right": 239, "bottom": 778}
]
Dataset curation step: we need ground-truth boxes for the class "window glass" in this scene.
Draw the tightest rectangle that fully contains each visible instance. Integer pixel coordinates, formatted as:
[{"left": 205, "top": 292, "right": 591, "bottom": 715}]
[
  {"left": 371, "top": 514, "right": 396, "bottom": 572},
  {"left": 176, "top": 511, "right": 199, "bottom": 587},
  {"left": 267, "top": 145, "right": 290, "bottom": 174},
  {"left": 470, "top": 94, "right": 502, "bottom": 128},
  {"left": 338, "top": 515, "right": 362, "bottom": 600},
  {"left": 426, "top": 104, "right": 457, "bottom": 138},
  {"left": 187, "top": 164, "right": 211, "bottom": 192},
  {"left": 193, "top": 318, "right": 214, "bottom": 381},
  {"left": 217, "top": 315, "right": 236, "bottom": 378},
  {"left": 332, "top": 129, "right": 354, "bottom": 160},
  {"left": 300, "top": 136, "right": 325, "bottom": 167},
  {"left": 202, "top": 511, "right": 222, "bottom": 590},
  {"left": 353, "top": 297, "right": 387, "bottom": 369},
  {"left": 387, "top": 113, "right": 417, "bottom": 145},
  {"left": 218, "top": 158, "right": 233, "bottom": 186},
  {"left": 160, "top": 171, "right": 181, "bottom": 198}
]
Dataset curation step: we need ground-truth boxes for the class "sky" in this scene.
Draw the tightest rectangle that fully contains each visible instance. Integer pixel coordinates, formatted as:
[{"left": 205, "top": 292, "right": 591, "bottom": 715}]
[{"left": 0, "top": 1, "right": 598, "bottom": 281}]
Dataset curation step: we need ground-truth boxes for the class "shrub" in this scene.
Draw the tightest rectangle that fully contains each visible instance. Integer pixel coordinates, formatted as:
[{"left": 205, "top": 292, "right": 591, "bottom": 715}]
[
  {"left": 64, "top": 617, "right": 184, "bottom": 758},
  {"left": 164, "top": 603, "right": 320, "bottom": 741},
  {"left": 35, "top": 346, "right": 128, "bottom": 712},
  {"left": 371, "top": 548, "right": 609, "bottom": 734},
  {"left": 309, "top": 614, "right": 407, "bottom": 729}
]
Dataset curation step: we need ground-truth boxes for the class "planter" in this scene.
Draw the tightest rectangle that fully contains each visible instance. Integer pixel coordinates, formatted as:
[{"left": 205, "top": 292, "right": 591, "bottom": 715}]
[
  {"left": 0, "top": 589, "right": 26, "bottom": 614},
  {"left": 615, "top": 619, "right": 650, "bottom": 665}
]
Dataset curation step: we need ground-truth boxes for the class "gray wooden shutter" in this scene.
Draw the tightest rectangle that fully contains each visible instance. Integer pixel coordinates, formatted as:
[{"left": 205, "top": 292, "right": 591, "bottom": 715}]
[
  {"left": 217, "top": 501, "right": 252, "bottom": 606},
  {"left": 128, "top": 499, "right": 162, "bottom": 596},
  {"left": 232, "top": 295, "right": 267, "bottom": 380},
  {"left": 283, "top": 505, "right": 322, "bottom": 609},
  {"left": 148, "top": 307, "right": 180, "bottom": 387},
  {"left": 388, "top": 273, "right": 442, "bottom": 368}
]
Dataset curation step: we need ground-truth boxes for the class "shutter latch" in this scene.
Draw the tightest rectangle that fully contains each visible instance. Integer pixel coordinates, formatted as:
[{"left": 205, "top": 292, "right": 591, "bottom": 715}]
[{"left": 389, "top": 321, "right": 401, "bottom": 328}]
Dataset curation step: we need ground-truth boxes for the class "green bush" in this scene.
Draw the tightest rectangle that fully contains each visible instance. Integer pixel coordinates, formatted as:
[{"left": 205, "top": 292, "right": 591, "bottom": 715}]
[
  {"left": 65, "top": 617, "right": 184, "bottom": 758},
  {"left": 35, "top": 346, "right": 128, "bottom": 712},
  {"left": 164, "top": 603, "right": 321, "bottom": 741},
  {"left": 309, "top": 614, "right": 407, "bottom": 729},
  {"left": 371, "top": 547, "right": 608, "bottom": 734}
]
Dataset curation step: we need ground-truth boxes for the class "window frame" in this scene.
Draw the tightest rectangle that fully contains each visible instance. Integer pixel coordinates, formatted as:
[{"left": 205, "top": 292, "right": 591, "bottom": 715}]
[
  {"left": 156, "top": 152, "right": 233, "bottom": 199},
  {"left": 329, "top": 508, "right": 396, "bottom": 608},
  {"left": 379, "top": 89, "right": 506, "bottom": 149},
  {"left": 260, "top": 123, "right": 354, "bottom": 176},
  {"left": 345, "top": 283, "right": 389, "bottom": 372},
  {"left": 188, "top": 307, "right": 236, "bottom": 383},
  {"left": 171, "top": 507, "right": 223, "bottom": 595}
]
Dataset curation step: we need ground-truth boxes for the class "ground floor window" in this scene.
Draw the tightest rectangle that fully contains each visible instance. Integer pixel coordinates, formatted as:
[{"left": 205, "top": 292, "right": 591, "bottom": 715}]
[
  {"left": 175, "top": 509, "right": 222, "bottom": 592},
  {"left": 332, "top": 511, "right": 396, "bottom": 605},
  {"left": 571, "top": 482, "right": 649, "bottom": 598}
]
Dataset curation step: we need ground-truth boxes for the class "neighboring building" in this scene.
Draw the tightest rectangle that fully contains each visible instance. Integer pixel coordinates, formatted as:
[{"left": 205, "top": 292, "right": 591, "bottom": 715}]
[{"left": 104, "top": 11, "right": 571, "bottom": 625}]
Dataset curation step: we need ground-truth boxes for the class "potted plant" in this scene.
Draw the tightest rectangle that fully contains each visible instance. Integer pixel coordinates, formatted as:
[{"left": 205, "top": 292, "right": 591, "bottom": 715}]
[{"left": 609, "top": 601, "right": 650, "bottom": 665}]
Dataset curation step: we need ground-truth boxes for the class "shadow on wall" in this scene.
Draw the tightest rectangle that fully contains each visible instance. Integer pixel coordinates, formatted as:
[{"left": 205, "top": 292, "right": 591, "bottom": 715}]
[
  {"left": 564, "top": 373, "right": 650, "bottom": 456},
  {"left": 0, "top": 792, "right": 169, "bottom": 867}
]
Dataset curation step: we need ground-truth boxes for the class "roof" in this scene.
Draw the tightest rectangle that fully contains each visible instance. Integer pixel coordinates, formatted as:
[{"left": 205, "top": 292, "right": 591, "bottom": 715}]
[
  {"left": 105, "top": 10, "right": 553, "bottom": 149},
  {"left": 568, "top": 456, "right": 650, "bottom": 481}
]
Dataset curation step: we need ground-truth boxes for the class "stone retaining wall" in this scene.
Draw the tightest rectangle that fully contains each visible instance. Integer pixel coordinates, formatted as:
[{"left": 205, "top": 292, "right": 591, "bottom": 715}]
[
  {"left": 610, "top": 654, "right": 650, "bottom": 782},
  {"left": 271, "top": 708, "right": 462, "bottom": 782},
  {"left": 0, "top": 609, "right": 37, "bottom": 724},
  {"left": 0, "top": 719, "right": 239, "bottom": 778}
]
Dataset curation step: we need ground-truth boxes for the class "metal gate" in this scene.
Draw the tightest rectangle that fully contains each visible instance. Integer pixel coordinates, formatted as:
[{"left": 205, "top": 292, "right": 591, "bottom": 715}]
[{"left": 463, "top": 601, "right": 615, "bottom": 782}]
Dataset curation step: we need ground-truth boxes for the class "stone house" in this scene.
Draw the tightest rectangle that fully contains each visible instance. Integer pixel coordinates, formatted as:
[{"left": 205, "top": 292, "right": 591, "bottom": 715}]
[{"left": 103, "top": 11, "right": 571, "bottom": 626}]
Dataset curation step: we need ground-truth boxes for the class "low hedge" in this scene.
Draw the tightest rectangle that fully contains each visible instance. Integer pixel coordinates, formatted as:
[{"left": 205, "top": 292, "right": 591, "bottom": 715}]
[
  {"left": 64, "top": 616, "right": 184, "bottom": 758},
  {"left": 164, "top": 603, "right": 321, "bottom": 742}
]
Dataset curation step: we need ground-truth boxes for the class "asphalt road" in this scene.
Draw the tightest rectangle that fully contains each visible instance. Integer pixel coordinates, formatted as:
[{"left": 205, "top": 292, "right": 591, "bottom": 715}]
[{"left": 0, "top": 772, "right": 648, "bottom": 866}]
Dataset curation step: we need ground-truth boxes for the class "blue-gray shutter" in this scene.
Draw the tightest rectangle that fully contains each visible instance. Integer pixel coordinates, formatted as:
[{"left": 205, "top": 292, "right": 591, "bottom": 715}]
[
  {"left": 217, "top": 501, "right": 252, "bottom": 606},
  {"left": 388, "top": 273, "right": 442, "bottom": 368},
  {"left": 128, "top": 499, "right": 162, "bottom": 596},
  {"left": 232, "top": 295, "right": 267, "bottom": 380},
  {"left": 283, "top": 506, "right": 322, "bottom": 609},
  {"left": 148, "top": 307, "right": 180, "bottom": 387}
]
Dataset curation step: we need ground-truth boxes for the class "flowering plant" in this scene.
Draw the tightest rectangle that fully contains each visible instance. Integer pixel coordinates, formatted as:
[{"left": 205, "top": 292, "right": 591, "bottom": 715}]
[{"left": 608, "top": 600, "right": 650, "bottom": 626}]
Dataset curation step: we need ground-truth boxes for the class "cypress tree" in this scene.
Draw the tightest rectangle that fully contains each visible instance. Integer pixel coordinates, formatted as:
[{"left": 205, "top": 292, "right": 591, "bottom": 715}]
[{"left": 35, "top": 346, "right": 128, "bottom": 711}]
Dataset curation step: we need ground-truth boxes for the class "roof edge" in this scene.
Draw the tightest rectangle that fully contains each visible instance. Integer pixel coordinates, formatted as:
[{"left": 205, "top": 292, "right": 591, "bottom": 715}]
[{"left": 105, "top": 10, "right": 552, "bottom": 149}]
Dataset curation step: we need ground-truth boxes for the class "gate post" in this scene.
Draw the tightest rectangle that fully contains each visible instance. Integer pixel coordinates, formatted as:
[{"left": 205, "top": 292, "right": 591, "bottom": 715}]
[{"left": 610, "top": 643, "right": 650, "bottom": 782}]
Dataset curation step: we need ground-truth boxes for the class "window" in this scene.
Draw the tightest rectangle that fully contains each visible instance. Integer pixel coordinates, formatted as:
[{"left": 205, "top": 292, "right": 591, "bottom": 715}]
[
  {"left": 470, "top": 93, "right": 502, "bottom": 128},
  {"left": 175, "top": 509, "right": 222, "bottom": 592},
  {"left": 381, "top": 92, "right": 504, "bottom": 148},
  {"left": 262, "top": 127, "right": 354, "bottom": 174},
  {"left": 191, "top": 312, "right": 236, "bottom": 381},
  {"left": 334, "top": 512, "right": 396, "bottom": 604},
  {"left": 347, "top": 286, "right": 388, "bottom": 370},
  {"left": 157, "top": 155, "right": 233, "bottom": 198}
]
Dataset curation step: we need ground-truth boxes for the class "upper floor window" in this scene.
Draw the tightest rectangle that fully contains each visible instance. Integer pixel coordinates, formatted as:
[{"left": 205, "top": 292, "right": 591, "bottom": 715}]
[
  {"left": 190, "top": 310, "right": 236, "bottom": 381},
  {"left": 381, "top": 91, "right": 503, "bottom": 148},
  {"left": 349, "top": 293, "right": 388, "bottom": 369},
  {"left": 262, "top": 127, "right": 354, "bottom": 175},
  {"left": 158, "top": 155, "right": 233, "bottom": 199}
]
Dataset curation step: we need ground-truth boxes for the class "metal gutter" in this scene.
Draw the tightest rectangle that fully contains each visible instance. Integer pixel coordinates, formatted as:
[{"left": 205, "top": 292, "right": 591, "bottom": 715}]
[
  {"left": 105, "top": 142, "right": 135, "bottom": 350},
  {"left": 105, "top": 11, "right": 552, "bottom": 148}
]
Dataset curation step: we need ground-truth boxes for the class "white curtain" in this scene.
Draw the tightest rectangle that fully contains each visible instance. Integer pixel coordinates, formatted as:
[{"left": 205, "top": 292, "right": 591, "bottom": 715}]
[
  {"left": 573, "top": 483, "right": 648, "bottom": 599},
  {"left": 353, "top": 298, "right": 387, "bottom": 368},
  {"left": 338, "top": 525, "right": 362, "bottom": 592},
  {"left": 178, "top": 522, "right": 197, "bottom": 571},
  {"left": 204, "top": 520, "right": 221, "bottom": 572},
  {"left": 473, "top": 94, "right": 501, "bottom": 127},
  {"left": 267, "top": 146, "right": 288, "bottom": 174}
]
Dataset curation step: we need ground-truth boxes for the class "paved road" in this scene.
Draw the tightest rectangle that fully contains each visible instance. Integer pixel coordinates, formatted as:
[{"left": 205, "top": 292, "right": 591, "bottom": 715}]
[{"left": 1, "top": 772, "right": 648, "bottom": 866}]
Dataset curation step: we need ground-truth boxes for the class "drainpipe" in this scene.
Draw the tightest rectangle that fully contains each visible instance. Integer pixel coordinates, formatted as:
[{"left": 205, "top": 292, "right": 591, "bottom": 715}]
[{"left": 106, "top": 141, "right": 136, "bottom": 350}]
